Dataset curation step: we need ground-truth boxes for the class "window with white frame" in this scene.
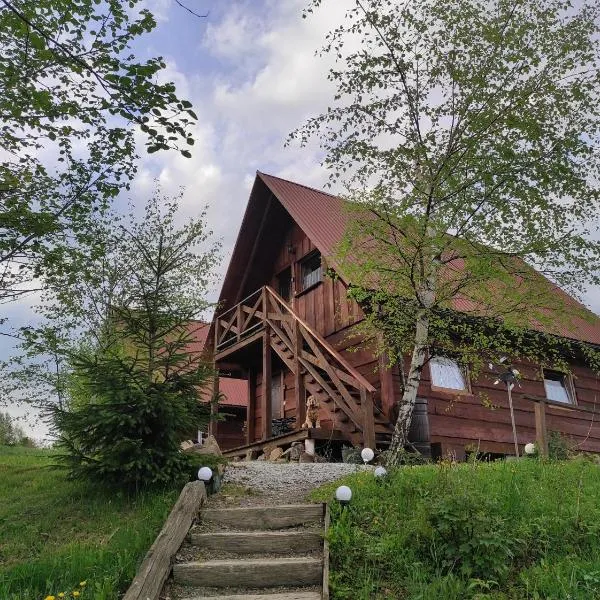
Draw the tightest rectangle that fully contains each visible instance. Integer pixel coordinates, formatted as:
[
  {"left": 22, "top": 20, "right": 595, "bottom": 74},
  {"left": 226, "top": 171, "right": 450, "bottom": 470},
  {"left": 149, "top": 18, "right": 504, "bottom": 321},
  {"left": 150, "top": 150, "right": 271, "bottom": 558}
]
[
  {"left": 543, "top": 370, "right": 573, "bottom": 404},
  {"left": 430, "top": 356, "right": 468, "bottom": 391},
  {"left": 300, "top": 251, "right": 322, "bottom": 291}
]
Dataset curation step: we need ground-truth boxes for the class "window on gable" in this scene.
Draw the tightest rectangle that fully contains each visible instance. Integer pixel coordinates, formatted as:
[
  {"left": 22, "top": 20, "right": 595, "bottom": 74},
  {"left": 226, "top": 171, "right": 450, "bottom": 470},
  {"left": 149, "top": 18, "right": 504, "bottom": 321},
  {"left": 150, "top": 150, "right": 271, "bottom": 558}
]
[
  {"left": 430, "top": 356, "right": 468, "bottom": 391},
  {"left": 543, "top": 370, "right": 573, "bottom": 404},
  {"left": 300, "top": 251, "right": 322, "bottom": 291}
]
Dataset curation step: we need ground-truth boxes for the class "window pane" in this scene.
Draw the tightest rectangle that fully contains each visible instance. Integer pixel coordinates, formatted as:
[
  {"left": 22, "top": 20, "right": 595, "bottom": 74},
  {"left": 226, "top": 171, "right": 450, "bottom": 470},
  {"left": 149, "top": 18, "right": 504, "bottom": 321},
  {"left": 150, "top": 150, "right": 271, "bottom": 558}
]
[
  {"left": 430, "top": 357, "right": 467, "bottom": 390},
  {"left": 544, "top": 372, "right": 572, "bottom": 403},
  {"left": 301, "top": 253, "right": 322, "bottom": 290}
]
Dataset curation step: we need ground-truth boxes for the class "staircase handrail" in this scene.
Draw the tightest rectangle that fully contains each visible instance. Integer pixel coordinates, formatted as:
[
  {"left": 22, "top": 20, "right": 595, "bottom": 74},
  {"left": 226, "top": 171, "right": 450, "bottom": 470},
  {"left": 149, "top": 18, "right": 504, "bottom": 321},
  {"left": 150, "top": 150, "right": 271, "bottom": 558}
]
[{"left": 264, "top": 286, "right": 376, "bottom": 393}]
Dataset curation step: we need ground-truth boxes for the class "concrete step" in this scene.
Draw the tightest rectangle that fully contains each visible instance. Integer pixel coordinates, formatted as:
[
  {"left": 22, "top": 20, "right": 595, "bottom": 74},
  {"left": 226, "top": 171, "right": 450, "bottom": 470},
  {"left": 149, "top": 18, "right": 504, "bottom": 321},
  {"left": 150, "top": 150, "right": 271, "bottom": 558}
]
[
  {"left": 173, "top": 557, "right": 322, "bottom": 588},
  {"left": 189, "top": 530, "right": 323, "bottom": 554},
  {"left": 201, "top": 504, "right": 324, "bottom": 530},
  {"left": 181, "top": 592, "right": 321, "bottom": 600}
]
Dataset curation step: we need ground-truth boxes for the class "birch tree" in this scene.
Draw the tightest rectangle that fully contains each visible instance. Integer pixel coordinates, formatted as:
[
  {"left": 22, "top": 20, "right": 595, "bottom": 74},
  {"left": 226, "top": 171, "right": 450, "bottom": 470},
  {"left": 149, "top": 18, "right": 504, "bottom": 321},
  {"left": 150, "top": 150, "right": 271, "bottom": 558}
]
[{"left": 292, "top": 0, "right": 600, "bottom": 463}]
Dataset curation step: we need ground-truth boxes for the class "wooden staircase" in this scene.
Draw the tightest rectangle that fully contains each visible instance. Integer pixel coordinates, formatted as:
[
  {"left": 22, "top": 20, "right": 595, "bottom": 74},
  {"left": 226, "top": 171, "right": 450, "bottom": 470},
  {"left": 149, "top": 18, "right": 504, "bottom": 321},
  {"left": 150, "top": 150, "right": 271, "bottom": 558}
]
[
  {"left": 171, "top": 504, "right": 326, "bottom": 599},
  {"left": 215, "top": 286, "right": 393, "bottom": 449}
]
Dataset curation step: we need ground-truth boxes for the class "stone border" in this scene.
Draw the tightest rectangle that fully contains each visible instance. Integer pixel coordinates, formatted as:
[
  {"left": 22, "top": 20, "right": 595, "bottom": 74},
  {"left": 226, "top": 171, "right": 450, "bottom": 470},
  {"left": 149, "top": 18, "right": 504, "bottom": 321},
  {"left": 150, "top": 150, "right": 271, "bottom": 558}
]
[{"left": 123, "top": 481, "right": 207, "bottom": 600}]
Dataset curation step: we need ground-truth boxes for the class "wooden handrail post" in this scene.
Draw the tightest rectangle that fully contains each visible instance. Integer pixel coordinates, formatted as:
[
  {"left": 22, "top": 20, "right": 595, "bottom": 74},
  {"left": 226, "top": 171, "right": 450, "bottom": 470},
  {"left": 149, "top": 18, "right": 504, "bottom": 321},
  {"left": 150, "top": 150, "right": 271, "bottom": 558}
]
[
  {"left": 262, "top": 330, "right": 272, "bottom": 440},
  {"left": 535, "top": 400, "right": 549, "bottom": 458},
  {"left": 236, "top": 303, "right": 243, "bottom": 342},
  {"left": 261, "top": 287, "right": 268, "bottom": 325},
  {"left": 361, "top": 388, "right": 376, "bottom": 449},
  {"left": 247, "top": 368, "right": 256, "bottom": 444},
  {"left": 294, "top": 320, "right": 306, "bottom": 429}
]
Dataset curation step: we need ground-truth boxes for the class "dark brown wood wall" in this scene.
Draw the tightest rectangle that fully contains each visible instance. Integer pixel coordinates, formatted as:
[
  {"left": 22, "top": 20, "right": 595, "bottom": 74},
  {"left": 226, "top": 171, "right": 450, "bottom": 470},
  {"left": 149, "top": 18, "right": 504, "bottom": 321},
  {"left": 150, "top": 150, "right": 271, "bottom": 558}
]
[
  {"left": 269, "top": 223, "right": 363, "bottom": 336},
  {"left": 417, "top": 357, "right": 600, "bottom": 458},
  {"left": 241, "top": 213, "right": 600, "bottom": 456}
]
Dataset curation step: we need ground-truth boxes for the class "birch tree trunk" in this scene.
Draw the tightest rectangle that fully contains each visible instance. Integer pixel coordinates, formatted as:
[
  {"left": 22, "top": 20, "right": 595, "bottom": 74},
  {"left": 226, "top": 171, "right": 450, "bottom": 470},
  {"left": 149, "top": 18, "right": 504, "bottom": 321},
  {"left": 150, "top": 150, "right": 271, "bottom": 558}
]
[{"left": 387, "top": 309, "right": 429, "bottom": 464}]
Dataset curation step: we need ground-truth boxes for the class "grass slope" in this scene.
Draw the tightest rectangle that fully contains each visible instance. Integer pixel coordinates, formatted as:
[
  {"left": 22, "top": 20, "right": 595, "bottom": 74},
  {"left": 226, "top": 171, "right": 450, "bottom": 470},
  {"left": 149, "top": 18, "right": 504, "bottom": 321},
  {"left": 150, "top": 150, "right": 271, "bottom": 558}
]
[
  {"left": 0, "top": 446, "right": 179, "bottom": 600},
  {"left": 312, "top": 459, "right": 600, "bottom": 600}
]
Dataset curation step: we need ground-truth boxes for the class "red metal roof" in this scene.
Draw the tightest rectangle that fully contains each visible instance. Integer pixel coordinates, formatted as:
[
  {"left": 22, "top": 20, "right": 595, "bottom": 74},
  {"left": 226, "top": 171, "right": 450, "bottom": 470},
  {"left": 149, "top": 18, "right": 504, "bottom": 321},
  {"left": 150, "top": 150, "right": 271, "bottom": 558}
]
[
  {"left": 257, "top": 172, "right": 350, "bottom": 259},
  {"left": 184, "top": 321, "right": 248, "bottom": 407},
  {"left": 216, "top": 171, "right": 600, "bottom": 346},
  {"left": 217, "top": 378, "right": 248, "bottom": 407},
  {"left": 252, "top": 172, "right": 600, "bottom": 346}
]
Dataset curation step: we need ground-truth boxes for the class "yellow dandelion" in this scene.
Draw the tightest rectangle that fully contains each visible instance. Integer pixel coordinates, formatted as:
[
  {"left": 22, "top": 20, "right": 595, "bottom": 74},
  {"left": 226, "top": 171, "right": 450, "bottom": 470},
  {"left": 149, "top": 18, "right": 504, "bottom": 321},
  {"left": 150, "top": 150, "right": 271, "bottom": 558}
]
[
  {"left": 44, "top": 596, "right": 55, "bottom": 600},
  {"left": 79, "top": 581, "right": 87, "bottom": 587},
  {"left": 59, "top": 594, "right": 65, "bottom": 599},
  {"left": 72, "top": 592, "right": 80, "bottom": 598}
]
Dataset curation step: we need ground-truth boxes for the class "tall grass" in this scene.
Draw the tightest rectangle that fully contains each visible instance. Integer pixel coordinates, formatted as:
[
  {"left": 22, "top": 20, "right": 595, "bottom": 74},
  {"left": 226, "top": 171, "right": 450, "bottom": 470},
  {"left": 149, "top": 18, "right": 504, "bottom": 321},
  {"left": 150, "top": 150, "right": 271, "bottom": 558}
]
[
  {"left": 312, "top": 458, "right": 600, "bottom": 599},
  {"left": 0, "top": 446, "right": 179, "bottom": 600}
]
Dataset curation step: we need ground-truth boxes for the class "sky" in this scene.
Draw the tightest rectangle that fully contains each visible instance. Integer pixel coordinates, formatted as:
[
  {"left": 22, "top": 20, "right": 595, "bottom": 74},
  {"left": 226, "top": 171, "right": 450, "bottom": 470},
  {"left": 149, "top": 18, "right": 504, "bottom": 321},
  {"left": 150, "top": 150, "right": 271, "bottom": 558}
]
[{"left": 3, "top": 0, "right": 600, "bottom": 440}]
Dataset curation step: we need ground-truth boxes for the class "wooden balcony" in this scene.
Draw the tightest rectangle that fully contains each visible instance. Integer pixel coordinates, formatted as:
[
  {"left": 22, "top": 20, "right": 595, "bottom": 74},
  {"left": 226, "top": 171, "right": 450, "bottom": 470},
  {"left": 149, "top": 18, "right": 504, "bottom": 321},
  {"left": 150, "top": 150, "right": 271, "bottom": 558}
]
[{"left": 213, "top": 286, "right": 392, "bottom": 448}]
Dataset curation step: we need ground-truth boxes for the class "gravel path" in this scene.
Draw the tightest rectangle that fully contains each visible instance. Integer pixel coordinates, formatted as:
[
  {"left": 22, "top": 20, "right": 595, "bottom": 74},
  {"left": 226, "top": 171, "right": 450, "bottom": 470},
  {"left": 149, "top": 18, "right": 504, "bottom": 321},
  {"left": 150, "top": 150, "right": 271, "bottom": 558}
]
[{"left": 218, "top": 461, "right": 372, "bottom": 505}]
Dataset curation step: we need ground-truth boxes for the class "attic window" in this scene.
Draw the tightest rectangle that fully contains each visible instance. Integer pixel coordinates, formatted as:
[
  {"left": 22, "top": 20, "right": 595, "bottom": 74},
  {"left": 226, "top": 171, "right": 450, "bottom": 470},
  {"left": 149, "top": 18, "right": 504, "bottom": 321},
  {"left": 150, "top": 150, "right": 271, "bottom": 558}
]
[
  {"left": 543, "top": 370, "right": 573, "bottom": 404},
  {"left": 300, "top": 251, "right": 322, "bottom": 291},
  {"left": 430, "top": 356, "right": 468, "bottom": 392}
]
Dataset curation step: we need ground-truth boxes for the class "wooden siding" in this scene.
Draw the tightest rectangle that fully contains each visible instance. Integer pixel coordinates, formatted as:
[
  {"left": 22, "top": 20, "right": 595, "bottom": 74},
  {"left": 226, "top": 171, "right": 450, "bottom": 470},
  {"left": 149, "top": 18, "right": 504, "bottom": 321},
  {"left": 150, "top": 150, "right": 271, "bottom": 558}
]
[
  {"left": 217, "top": 191, "right": 600, "bottom": 457},
  {"left": 269, "top": 222, "right": 363, "bottom": 337}
]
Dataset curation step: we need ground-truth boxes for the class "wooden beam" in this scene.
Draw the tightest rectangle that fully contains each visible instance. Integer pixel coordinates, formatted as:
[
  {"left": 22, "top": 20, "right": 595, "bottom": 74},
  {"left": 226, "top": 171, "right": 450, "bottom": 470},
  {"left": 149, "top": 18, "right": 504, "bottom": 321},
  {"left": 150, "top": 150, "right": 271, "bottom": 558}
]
[
  {"left": 535, "top": 400, "right": 549, "bottom": 458},
  {"left": 235, "top": 194, "right": 273, "bottom": 304},
  {"left": 209, "top": 372, "right": 219, "bottom": 438},
  {"left": 214, "top": 329, "right": 265, "bottom": 361},
  {"left": 247, "top": 368, "right": 256, "bottom": 444},
  {"left": 265, "top": 286, "right": 376, "bottom": 393},
  {"left": 361, "top": 388, "right": 376, "bottom": 450},
  {"left": 262, "top": 331, "right": 272, "bottom": 440},
  {"left": 294, "top": 320, "right": 306, "bottom": 429},
  {"left": 122, "top": 481, "right": 206, "bottom": 600}
]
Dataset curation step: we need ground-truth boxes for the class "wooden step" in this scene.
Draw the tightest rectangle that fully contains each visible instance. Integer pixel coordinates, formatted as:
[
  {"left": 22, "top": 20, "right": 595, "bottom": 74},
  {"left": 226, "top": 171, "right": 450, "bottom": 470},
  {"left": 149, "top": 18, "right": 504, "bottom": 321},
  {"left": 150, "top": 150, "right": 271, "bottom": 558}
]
[
  {"left": 181, "top": 592, "right": 321, "bottom": 600},
  {"left": 201, "top": 504, "right": 324, "bottom": 530},
  {"left": 189, "top": 530, "right": 323, "bottom": 554},
  {"left": 173, "top": 557, "right": 322, "bottom": 588}
]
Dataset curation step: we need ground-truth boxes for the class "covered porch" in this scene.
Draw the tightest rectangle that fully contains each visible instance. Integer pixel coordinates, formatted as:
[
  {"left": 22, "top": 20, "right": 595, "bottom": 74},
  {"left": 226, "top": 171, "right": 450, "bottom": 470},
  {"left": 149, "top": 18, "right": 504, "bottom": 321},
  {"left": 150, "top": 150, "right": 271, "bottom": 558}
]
[{"left": 212, "top": 286, "right": 392, "bottom": 452}]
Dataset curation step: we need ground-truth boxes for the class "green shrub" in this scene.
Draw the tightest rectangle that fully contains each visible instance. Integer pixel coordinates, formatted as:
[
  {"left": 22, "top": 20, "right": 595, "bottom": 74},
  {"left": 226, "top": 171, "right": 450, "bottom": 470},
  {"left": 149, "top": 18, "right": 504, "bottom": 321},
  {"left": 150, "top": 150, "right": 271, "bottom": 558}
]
[
  {"left": 52, "top": 353, "right": 210, "bottom": 489},
  {"left": 312, "top": 459, "right": 600, "bottom": 599}
]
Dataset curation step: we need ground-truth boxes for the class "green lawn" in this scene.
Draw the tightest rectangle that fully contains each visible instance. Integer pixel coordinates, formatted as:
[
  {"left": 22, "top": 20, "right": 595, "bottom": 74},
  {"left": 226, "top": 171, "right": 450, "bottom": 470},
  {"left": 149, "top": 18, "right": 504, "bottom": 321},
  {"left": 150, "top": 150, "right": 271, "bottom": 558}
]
[
  {"left": 312, "top": 458, "right": 600, "bottom": 600},
  {"left": 0, "top": 446, "right": 179, "bottom": 600}
]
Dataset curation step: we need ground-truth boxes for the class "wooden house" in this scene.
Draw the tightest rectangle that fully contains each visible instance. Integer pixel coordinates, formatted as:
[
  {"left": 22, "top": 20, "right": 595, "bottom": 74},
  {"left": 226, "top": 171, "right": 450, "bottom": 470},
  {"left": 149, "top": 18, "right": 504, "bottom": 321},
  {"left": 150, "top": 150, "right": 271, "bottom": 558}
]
[{"left": 211, "top": 172, "right": 600, "bottom": 460}]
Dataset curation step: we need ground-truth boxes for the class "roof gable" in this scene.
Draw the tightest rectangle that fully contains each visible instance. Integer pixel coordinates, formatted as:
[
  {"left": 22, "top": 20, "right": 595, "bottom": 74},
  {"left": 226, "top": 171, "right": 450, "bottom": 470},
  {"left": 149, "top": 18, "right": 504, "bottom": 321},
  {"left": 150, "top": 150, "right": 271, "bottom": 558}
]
[{"left": 217, "top": 172, "right": 600, "bottom": 346}]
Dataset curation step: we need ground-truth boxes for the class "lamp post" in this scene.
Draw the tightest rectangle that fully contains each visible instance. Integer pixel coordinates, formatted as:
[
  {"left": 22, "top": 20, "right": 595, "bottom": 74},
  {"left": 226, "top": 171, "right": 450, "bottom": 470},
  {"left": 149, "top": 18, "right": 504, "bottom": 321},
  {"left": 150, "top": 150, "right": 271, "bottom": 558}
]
[
  {"left": 491, "top": 358, "right": 521, "bottom": 458},
  {"left": 361, "top": 447, "right": 374, "bottom": 465},
  {"left": 374, "top": 466, "right": 387, "bottom": 479},
  {"left": 524, "top": 442, "right": 536, "bottom": 456},
  {"left": 198, "top": 466, "right": 214, "bottom": 494},
  {"left": 335, "top": 485, "right": 352, "bottom": 507}
]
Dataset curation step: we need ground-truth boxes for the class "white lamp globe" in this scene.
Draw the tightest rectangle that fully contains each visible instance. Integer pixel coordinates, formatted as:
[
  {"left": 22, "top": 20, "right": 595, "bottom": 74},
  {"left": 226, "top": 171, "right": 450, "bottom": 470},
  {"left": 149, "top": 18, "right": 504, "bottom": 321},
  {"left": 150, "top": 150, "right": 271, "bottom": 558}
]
[
  {"left": 335, "top": 485, "right": 352, "bottom": 505},
  {"left": 361, "top": 447, "right": 375, "bottom": 464},
  {"left": 524, "top": 442, "right": 536, "bottom": 455},
  {"left": 374, "top": 466, "right": 387, "bottom": 478},
  {"left": 197, "top": 466, "right": 213, "bottom": 482}
]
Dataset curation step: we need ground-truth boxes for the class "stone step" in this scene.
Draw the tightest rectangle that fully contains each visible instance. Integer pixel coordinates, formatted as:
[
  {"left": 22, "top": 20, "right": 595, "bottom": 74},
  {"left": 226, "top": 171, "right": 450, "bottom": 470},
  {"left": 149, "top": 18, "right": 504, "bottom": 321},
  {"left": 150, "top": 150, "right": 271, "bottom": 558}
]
[
  {"left": 201, "top": 504, "right": 324, "bottom": 530},
  {"left": 181, "top": 592, "right": 321, "bottom": 600},
  {"left": 173, "top": 557, "right": 322, "bottom": 588},
  {"left": 189, "top": 530, "right": 323, "bottom": 554}
]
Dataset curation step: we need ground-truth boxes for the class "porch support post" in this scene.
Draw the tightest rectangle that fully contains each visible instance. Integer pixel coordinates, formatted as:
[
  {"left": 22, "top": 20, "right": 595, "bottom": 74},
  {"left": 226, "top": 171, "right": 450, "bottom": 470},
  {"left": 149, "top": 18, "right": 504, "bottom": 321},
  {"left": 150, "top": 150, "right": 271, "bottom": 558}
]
[
  {"left": 535, "top": 400, "right": 549, "bottom": 458},
  {"left": 293, "top": 320, "right": 306, "bottom": 429},
  {"left": 247, "top": 368, "right": 256, "bottom": 444},
  {"left": 262, "top": 330, "right": 272, "bottom": 440},
  {"left": 209, "top": 370, "right": 219, "bottom": 438},
  {"left": 361, "top": 388, "right": 376, "bottom": 449}
]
